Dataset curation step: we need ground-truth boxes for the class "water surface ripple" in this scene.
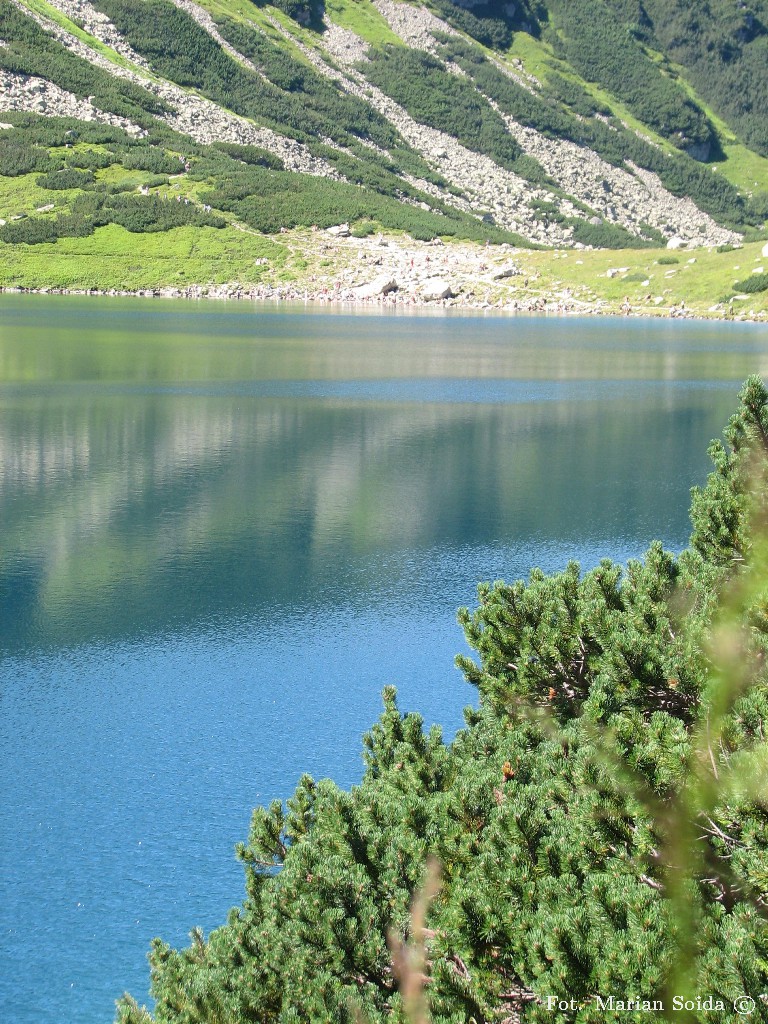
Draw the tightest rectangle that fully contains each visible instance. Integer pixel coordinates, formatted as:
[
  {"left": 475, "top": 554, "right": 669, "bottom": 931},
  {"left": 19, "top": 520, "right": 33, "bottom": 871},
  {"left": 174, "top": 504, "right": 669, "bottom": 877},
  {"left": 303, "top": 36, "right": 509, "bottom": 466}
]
[{"left": 2, "top": 297, "right": 767, "bottom": 1024}]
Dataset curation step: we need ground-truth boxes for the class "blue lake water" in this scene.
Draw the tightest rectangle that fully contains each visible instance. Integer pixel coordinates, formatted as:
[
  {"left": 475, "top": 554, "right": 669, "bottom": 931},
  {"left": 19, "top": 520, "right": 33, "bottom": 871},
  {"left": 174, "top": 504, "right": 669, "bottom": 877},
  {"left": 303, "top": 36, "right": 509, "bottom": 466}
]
[{"left": 1, "top": 297, "right": 768, "bottom": 1023}]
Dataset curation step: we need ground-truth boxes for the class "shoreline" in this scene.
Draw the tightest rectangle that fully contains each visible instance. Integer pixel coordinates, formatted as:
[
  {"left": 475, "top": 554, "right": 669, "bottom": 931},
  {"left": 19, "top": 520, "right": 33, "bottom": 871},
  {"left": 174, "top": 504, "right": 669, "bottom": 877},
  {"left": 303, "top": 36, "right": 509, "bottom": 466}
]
[
  {"left": 2, "top": 229, "right": 766, "bottom": 321},
  {"left": 1, "top": 282, "right": 764, "bottom": 323}
]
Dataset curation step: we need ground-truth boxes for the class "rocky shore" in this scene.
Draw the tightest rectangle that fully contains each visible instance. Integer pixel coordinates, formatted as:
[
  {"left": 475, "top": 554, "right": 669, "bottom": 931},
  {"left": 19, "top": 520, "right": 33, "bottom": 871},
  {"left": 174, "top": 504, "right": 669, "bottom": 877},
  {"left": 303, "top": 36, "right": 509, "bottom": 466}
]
[
  {"left": 2, "top": 279, "right": 601, "bottom": 312},
  {"left": 1, "top": 278, "right": 763, "bottom": 322},
  {"left": 3, "top": 223, "right": 766, "bottom": 322}
]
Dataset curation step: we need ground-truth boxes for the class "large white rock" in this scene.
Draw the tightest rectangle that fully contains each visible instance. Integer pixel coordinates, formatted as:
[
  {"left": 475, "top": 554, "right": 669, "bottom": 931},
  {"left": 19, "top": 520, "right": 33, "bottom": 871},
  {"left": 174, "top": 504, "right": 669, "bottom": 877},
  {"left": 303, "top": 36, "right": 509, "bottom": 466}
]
[
  {"left": 420, "top": 278, "right": 455, "bottom": 300},
  {"left": 494, "top": 266, "right": 520, "bottom": 280},
  {"left": 762, "top": 242, "right": 768, "bottom": 258},
  {"left": 667, "top": 236, "right": 688, "bottom": 250},
  {"left": 353, "top": 276, "right": 398, "bottom": 299}
]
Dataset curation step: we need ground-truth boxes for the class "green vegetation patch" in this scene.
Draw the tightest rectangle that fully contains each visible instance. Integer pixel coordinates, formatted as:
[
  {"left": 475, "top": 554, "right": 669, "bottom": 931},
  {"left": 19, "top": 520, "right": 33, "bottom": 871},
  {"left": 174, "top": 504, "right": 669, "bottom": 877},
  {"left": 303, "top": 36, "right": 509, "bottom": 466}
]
[
  {"left": 569, "top": 218, "right": 655, "bottom": 249},
  {"left": 260, "top": 0, "right": 323, "bottom": 29},
  {"left": 212, "top": 142, "right": 285, "bottom": 171},
  {"left": 0, "top": 118, "right": 230, "bottom": 243},
  {"left": 733, "top": 271, "right": 768, "bottom": 294},
  {"left": 509, "top": 239, "right": 768, "bottom": 315},
  {"left": 0, "top": 171, "right": 65, "bottom": 220},
  {"left": 0, "top": 221, "right": 287, "bottom": 290},
  {"left": 716, "top": 141, "right": 768, "bottom": 197},
  {"left": 198, "top": 159, "right": 528, "bottom": 243},
  {"left": 0, "top": 112, "right": 133, "bottom": 147},
  {"left": 0, "top": 191, "right": 225, "bottom": 244},
  {"left": 36, "top": 167, "right": 95, "bottom": 190},
  {"left": 0, "top": 137, "right": 56, "bottom": 177},
  {"left": 427, "top": 0, "right": 513, "bottom": 50},
  {"left": 639, "top": 0, "right": 768, "bottom": 157},
  {"left": 323, "top": 0, "right": 401, "bottom": 46},
  {"left": 117, "top": 147, "right": 186, "bottom": 175},
  {"left": 543, "top": 0, "right": 713, "bottom": 151},
  {"left": 114, "top": 377, "right": 768, "bottom": 1023}
]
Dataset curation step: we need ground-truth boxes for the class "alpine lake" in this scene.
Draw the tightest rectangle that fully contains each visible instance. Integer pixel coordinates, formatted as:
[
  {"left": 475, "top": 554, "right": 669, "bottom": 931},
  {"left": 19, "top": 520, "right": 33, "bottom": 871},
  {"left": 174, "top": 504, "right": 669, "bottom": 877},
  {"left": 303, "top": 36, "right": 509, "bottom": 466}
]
[{"left": 2, "top": 294, "right": 768, "bottom": 1024}]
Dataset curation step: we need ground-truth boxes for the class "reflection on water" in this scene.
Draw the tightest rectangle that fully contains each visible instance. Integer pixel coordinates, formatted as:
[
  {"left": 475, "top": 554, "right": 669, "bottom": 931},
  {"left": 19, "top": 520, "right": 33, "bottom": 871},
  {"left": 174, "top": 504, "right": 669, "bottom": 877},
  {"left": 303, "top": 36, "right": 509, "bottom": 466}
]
[
  {"left": 0, "top": 386, "right": 736, "bottom": 651},
  {"left": 2, "top": 298, "right": 768, "bottom": 385},
  {"left": 1, "top": 296, "right": 767, "bottom": 1024}
]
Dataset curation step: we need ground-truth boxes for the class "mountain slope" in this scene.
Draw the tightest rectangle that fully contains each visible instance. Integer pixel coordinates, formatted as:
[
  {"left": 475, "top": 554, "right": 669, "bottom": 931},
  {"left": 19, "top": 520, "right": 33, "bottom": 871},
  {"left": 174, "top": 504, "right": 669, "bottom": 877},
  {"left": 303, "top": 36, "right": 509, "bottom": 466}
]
[{"left": 0, "top": 0, "right": 766, "bottom": 272}]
